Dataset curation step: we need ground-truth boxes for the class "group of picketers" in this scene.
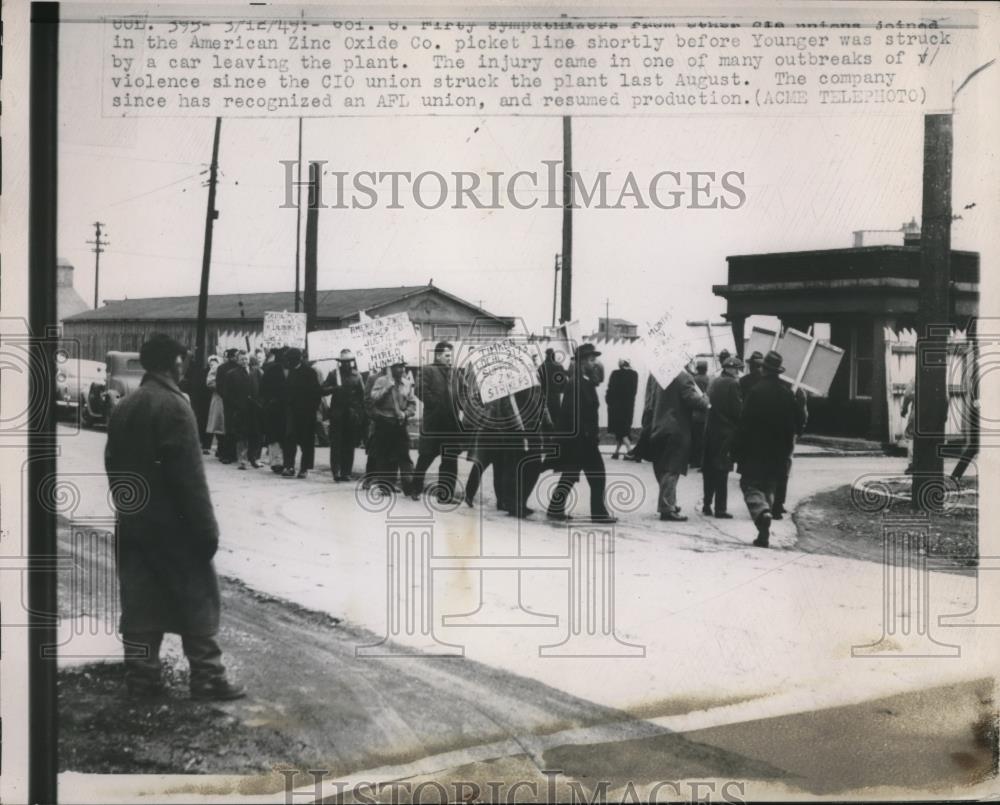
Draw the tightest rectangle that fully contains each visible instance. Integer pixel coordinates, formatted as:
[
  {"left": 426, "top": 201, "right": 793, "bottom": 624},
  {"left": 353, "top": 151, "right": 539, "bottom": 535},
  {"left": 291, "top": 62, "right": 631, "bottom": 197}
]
[{"left": 186, "top": 338, "right": 806, "bottom": 548}]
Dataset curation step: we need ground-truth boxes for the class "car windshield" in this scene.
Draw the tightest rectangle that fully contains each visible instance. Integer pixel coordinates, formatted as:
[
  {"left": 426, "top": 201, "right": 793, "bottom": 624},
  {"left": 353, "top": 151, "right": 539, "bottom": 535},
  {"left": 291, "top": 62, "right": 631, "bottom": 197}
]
[{"left": 126, "top": 359, "right": 143, "bottom": 372}]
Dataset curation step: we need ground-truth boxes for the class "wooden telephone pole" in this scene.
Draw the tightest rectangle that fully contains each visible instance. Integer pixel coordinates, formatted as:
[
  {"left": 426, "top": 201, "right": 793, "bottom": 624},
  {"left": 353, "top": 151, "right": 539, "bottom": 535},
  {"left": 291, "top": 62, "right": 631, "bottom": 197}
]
[
  {"left": 559, "top": 116, "right": 573, "bottom": 324},
  {"left": 194, "top": 117, "right": 222, "bottom": 373},
  {"left": 303, "top": 161, "right": 320, "bottom": 334},
  {"left": 86, "top": 221, "right": 109, "bottom": 308}
]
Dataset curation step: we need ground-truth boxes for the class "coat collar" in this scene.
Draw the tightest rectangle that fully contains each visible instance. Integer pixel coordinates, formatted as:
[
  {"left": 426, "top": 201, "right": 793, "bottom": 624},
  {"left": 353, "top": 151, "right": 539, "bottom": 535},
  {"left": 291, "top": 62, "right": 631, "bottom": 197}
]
[{"left": 142, "top": 371, "right": 187, "bottom": 400}]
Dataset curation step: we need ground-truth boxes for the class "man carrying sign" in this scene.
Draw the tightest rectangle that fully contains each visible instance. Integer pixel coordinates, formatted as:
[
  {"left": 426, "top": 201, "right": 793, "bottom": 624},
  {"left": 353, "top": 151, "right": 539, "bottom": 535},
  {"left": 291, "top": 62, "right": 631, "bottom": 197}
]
[
  {"left": 413, "top": 341, "right": 461, "bottom": 502},
  {"left": 646, "top": 365, "right": 709, "bottom": 523},
  {"left": 732, "top": 351, "right": 803, "bottom": 548},
  {"left": 369, "top": 360, "right": 417, "bottom": 496},
  {"left": 546, "top": 344, "right": 615, "bottom": 524}
]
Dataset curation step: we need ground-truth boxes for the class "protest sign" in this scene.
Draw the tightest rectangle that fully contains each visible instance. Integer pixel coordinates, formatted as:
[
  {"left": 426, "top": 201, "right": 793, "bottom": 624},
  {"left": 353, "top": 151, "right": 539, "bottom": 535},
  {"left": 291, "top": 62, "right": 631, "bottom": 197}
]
[
  {"left": 262, "top": 311, "right": 307, "bottom": 349},
  {"left": 307, "top": 328, "right": 358, "bottom": 363},
  {"left": 464, "top": 338, "right": 539, "bottom": 404},
  {"left": 640, "top": 311, "right": 696, "bottom": 389},
  {"left": 776, "top": 328, "right": 844, "bottom": 396},
  {"left": 349, "top": 311, "right": 420, "bottom": 373},
  {"left": 745, "top": 325, "right": 781, "bottom": 360}
]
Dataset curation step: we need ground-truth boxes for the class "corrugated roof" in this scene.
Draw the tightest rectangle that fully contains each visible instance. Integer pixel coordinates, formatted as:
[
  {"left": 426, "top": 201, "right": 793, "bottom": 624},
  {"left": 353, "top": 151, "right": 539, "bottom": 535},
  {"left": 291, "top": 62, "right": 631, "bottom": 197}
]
[{"left": 66, "top": 285, "right": 436, "bottom": 322}]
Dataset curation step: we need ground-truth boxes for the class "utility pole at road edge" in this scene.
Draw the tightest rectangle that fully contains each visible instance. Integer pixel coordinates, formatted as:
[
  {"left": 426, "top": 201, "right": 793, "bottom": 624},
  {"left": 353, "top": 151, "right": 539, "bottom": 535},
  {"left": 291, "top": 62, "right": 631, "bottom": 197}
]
[
  {"left": 195, "top": 117, "right": 222, "bottom": 374},
  {"left": 86, "top": 221, "right": 109, "bottom": 308}
]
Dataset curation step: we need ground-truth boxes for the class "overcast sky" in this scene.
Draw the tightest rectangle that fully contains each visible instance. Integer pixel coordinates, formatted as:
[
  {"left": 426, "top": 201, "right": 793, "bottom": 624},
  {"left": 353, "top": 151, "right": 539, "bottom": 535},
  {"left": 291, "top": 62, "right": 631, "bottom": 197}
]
[{"left": 56, "top": 6, "right": 998, "bottom": 334}]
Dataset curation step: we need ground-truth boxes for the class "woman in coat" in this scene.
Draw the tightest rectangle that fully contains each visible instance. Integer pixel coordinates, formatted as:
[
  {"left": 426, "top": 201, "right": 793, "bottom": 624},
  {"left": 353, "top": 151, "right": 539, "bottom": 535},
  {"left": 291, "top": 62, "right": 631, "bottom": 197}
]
[
  {"left": 204, "top": 355, "right": 225, "bottom": 455},
  {"left": 606, "top": 359, "right": 639, "bottom": 459},
  {"left": 702, "top": 357, "right": 743, "bottom": 518}
]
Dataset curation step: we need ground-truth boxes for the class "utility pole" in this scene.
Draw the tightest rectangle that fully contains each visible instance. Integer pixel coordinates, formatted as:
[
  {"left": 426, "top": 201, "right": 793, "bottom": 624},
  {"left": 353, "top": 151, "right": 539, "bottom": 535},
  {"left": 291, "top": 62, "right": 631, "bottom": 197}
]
[
  {"left": 86, "top": 221, "right": 109, "bottom": 308},
  {"left": 303, "top": 161, "right": 320, "bottom": 334},
  {"left": 912, "top": 113, "right": 952, "bottom": 510},
  {"left": 605, "top": 298, "right": 611, "bottom": 339},
  {"left": 194, "top": 117, "right": 222, "bottom": 375},
  {"left": 294, "top": 117, "right": 303, "bottom": 312},
  {"left": 551, "top": 253, "right": 561, "bottom": 328},
  {"left": 559, "top": 116, "right": 573, "bottom": 323}
]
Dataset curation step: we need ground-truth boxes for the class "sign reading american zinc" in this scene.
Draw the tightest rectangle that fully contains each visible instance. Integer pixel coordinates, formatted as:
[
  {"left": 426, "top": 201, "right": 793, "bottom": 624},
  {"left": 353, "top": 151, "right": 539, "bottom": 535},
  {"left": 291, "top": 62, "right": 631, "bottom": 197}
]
[{"left": 349, "top": 312, "right": 420, "bottom": 373}]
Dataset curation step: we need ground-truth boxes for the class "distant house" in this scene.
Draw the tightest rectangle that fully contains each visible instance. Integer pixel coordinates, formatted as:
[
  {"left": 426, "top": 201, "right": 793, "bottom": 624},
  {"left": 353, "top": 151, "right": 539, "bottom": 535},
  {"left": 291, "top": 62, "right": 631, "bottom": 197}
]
[
  {"left": 57, "top": 258, "right": 90, "bottom": 323},
  {"left": 593, "top": 317, "right": 638, "bottom": 340},
  {"left": 62, "top": 282, "right": 512, "bottom": 361}
]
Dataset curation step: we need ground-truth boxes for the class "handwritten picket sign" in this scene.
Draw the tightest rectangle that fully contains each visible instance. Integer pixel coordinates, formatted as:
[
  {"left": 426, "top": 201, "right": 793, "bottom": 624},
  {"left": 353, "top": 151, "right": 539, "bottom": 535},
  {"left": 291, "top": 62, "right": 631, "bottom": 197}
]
[
  {"left": 262, "top": 311, "right": 307, "bottom": 349},
  {"left": 640, "top": 311, "right": 697, "bottom": 389},
  {"left": 349, "top": 311, "right": 420, "bottom": 373},
  {"left": 464, "top": 338, "right": 539, "bottom": 404}
]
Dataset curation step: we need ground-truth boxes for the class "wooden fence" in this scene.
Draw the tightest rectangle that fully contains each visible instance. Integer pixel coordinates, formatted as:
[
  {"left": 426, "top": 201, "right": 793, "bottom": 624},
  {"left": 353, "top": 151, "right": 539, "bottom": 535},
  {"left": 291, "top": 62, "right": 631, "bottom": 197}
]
[{"left": 884, "top": 327, "right": 976, "bottom": 445}]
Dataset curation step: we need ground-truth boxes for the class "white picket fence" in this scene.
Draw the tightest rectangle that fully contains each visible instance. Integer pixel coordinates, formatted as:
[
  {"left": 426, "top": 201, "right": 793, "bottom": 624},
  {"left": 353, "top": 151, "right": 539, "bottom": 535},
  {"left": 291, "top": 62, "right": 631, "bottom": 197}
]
[{"left": 884, "top": 327, "right": 976, "bottom": 444}]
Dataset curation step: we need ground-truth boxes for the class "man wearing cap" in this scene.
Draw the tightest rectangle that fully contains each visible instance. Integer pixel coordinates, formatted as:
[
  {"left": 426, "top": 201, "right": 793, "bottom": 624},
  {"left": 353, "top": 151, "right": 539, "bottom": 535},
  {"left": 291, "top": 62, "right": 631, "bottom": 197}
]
[
  {"left": 702, "top": 357, "right": 744, "bottom": 518},
  {"left": 739, "top": 351, "right": 764, "bottom": 397},
  {"left": 105, "top": 334, "right": 245, "bottom": 700},
  {"left": 413, "top": 341, "right": 462, "bottom": 501},
  {"left": 646, "top": 364, "right": 710, "bottom": 522},
  {"left": 546, "top": 343, "right": 615, "bottom": 523},
  {"left": 369, "top": 360, "right": 418, "bottom": 496},
  {"left": 322, "top": 349, "right": 366, "bottom": 482},
  {"left": 732, "top": 350, "right": 799, "bottom": 547}
]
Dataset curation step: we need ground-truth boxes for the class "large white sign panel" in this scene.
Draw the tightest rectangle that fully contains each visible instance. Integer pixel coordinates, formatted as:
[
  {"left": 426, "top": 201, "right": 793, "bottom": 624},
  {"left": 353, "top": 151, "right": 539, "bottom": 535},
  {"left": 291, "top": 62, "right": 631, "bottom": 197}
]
[{"left": 261, "top": 311, "right": 307, "bottom": 349}]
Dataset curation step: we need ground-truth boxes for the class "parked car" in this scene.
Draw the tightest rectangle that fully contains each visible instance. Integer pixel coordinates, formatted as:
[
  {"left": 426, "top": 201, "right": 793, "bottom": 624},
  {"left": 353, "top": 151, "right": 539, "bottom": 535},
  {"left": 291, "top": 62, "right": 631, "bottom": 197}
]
[
  {"left": 55, "top": 355, "right": 105, "bottom": 425},
  {"left": 81, "top": 351, "right": 143, "bottom": 427}
]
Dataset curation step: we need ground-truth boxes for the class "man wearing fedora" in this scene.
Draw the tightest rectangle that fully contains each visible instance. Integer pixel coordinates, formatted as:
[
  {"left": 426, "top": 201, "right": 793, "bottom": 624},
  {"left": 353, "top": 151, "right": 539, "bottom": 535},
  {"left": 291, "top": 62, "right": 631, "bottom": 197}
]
[
  {"left": 739, "top": 351, "right": 764, "bottom": 397},
  {"left": 322, "top": 348, "right": 366, "bottom": 482},
  {"left": 646, "top": 363, "right": 710, "bottom": 522},
  {"left": 546, "top": 343, "right": 615, "bottom": 523},
  {"left": 732, "top": 350, "right": 799, "bottom": 547},
  {"left": 702, "top": 356, "right": 744, "bottom": 518}
]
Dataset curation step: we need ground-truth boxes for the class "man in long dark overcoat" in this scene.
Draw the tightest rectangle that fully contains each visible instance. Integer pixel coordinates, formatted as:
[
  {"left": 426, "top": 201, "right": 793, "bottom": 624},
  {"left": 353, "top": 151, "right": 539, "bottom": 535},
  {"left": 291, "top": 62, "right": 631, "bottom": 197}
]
[
  {"left": 413, "top": 341, "right": 462, "bottom": 500},
  {"left": 546, "top": 344, "right": 614, "bottom": 523},
  {"left": 223, "top": 350, "right": 256, "bottom": 470},
  {"left": 647, "top": 366, "right": 709, "bottom": 522},
  {"left": 322, "top": 349, "right": 366, "bottom": 481},
  {"left": 282, "top": 348, "right": 323, "bottom": 478},
  {"left": 105, "top": 334, "right": 245, "bottom": 700},
  {"left": 214, "top": 348, "right": 239, "bottom": 463},
  {"left": 732, "top": 350, "right": 801, "bottom": 547},
  {"left": 260, "top": 347, "right": 288, "bottom": 473},
  {"left": 702, "top": 356, "right": 743, "bottom": 518}
]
